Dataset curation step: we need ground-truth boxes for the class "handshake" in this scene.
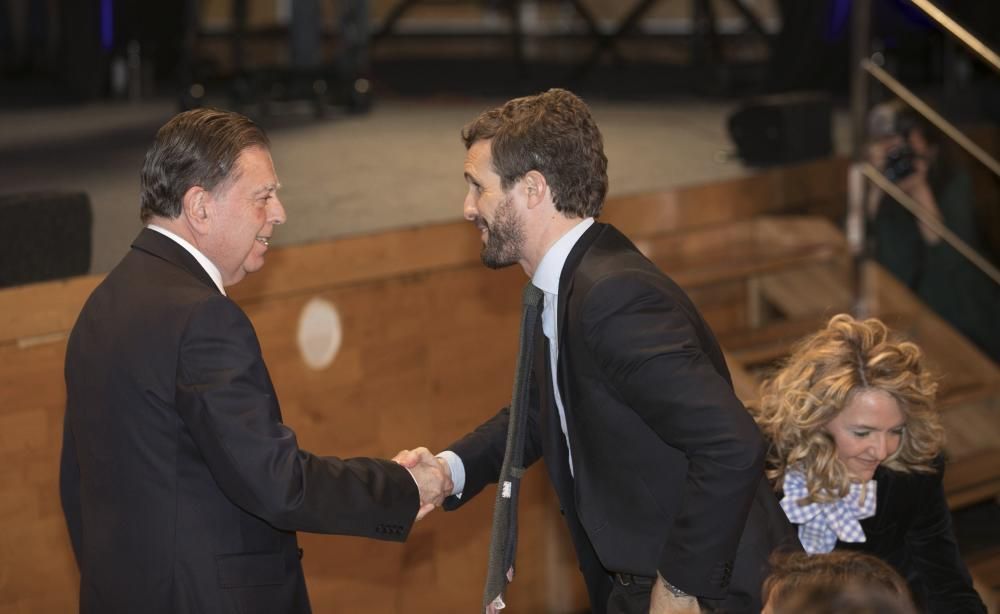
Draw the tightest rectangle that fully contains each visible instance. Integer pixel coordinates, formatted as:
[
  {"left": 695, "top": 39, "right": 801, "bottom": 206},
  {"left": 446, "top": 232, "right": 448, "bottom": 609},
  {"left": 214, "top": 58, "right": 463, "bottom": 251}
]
[{"left": 394, "top": 447, "right": 454, "bottom": 521}]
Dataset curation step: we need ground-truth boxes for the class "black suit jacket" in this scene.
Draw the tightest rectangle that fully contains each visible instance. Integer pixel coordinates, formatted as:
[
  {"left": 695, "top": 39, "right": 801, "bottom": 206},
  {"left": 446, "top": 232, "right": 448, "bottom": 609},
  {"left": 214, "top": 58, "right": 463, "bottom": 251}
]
[
  {"left": 60, "top": 229, "right": 419, "bottom": 614},
  {"left": 838, "top": 462, "right": 986, "bottom": 613},
  {"left": 446, "top": 223, "right": 797, "bottom": 612}
]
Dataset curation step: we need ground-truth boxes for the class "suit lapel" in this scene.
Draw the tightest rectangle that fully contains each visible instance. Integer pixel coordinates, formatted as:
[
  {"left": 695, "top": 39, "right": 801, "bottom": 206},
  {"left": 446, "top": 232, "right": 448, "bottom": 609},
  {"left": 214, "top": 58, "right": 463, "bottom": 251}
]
[
  {"left": 132, "top": 228, "right": 222, "bottom": 294},
  {"left": 554, "top": 222, "right": 604, "bottom": 407},
  {"left": 556, "top": 222, "right": 603, "bottom": 351}
]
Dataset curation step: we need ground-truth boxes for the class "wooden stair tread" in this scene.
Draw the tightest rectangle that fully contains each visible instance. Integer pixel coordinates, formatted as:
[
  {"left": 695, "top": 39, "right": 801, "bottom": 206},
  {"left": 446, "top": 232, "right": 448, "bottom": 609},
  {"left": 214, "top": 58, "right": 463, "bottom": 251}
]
[
  {"left": 968, "top": 546, "right": 1000, "bottom": 584},
  {"left": 968, "top": 547, "right": 1000, "bottom": 613},
  {"left": 945, "top": 450, "right": 1000, "bottom": 510},
  {"left": 717, "top": 315, "right": 829, "bottom": 351},
  {"left": 758, "top": 263, "right": 852, "bottom": 319},
  {"left": 637, "top": 216, "right": 847, "bottom": 289}
]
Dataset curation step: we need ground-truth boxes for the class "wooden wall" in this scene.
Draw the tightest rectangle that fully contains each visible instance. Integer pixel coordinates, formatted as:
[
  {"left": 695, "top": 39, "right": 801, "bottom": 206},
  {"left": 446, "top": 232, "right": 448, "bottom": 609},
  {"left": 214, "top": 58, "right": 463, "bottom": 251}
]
[{"left": 0, "top": 158, "right": 850, "bottom": 613}]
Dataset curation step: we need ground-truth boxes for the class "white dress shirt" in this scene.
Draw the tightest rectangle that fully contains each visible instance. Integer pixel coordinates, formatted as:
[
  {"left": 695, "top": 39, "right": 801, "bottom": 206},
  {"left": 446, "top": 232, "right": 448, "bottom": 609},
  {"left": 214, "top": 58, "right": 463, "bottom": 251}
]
[
  {"left": 441, "top": 217, "right": 595, "bottom": 494},
  {"left": 147, "top": 224, "right": 226, "bottom": 295}
]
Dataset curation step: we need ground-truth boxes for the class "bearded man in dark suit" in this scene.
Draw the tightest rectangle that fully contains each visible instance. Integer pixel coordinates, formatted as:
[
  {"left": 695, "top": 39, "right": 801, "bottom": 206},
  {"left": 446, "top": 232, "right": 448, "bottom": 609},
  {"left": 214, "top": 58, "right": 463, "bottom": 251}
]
[
  {"left": 60, "top": 108, "right": 450, "bottom": 614},
  {"left": 397, "top": 89, "right": 797, "bottom": 614}
]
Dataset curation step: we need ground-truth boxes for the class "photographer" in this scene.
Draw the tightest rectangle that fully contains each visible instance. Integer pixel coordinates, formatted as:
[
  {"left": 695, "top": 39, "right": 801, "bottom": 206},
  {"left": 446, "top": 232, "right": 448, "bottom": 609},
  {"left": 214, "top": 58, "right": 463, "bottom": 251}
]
[{"left": 866, "top": 100, "right": 999, "bottom": 362}]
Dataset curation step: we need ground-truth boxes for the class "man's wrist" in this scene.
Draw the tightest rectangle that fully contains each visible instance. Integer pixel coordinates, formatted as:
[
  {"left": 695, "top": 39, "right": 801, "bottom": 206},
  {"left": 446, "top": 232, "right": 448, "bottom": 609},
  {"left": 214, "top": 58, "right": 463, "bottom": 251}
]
[
  {"left": 435, "top": 450, "right": 465, "bottom": 496},
  {"left": 659, "top": 576, "right": 691, "bottom": 599}
]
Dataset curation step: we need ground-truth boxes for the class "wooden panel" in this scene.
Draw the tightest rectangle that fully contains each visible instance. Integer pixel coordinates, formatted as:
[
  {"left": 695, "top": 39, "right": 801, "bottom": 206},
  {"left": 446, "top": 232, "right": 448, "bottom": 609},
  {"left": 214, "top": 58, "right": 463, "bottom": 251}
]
[
  {"left": 0, "top": 338, "right": 79, "bottom": 614},
  {"left": 0, "top": 276, "right": 99, "bottom": 344},
  {"left": 232, "top": 223, "right": 484, "bottom": 304},
  {"left": 944, "top": 449, "right": 1000, "bottom": 509},
  {"left": 605, "top": 157, "right": 848, "bottom": 238}
]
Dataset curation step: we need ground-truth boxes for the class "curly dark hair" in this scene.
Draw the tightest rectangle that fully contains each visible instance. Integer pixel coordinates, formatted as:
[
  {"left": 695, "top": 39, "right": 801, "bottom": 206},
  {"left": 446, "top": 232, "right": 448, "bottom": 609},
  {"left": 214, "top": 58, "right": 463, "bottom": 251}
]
[
  {"left": 461, "top": 88, "right": 608, "bottom": 218},
  {"left": 140, "top": 108, "right": 269, "bottom": 223}
]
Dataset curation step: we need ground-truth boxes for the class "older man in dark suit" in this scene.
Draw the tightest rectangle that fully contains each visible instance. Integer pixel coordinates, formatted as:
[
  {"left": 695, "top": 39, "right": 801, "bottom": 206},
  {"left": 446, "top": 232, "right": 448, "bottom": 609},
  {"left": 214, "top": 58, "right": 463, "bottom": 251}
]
[
  {"left": 59, "top": 108, "right": 450, "bottom": 614},
  {"left": 397, "top": 89, "right": 797, "bottom": 614}
]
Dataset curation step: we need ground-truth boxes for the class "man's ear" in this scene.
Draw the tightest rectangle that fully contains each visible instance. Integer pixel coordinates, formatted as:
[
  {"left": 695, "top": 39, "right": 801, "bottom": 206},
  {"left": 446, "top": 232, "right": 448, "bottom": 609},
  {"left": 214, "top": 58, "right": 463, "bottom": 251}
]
[
  {"left": 182, "top": 185, "right": 210, "bottom": 234},
  {"left": 523, "top": 170, "right": 549, "bottom": 210}
]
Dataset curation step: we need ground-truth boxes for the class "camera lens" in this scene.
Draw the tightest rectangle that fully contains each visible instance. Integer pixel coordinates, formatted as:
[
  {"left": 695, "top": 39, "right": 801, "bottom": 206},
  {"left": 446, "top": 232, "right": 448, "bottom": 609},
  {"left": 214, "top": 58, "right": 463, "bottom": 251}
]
[{"left": 885, "top": 145, "right": 916, "bottom": 182}]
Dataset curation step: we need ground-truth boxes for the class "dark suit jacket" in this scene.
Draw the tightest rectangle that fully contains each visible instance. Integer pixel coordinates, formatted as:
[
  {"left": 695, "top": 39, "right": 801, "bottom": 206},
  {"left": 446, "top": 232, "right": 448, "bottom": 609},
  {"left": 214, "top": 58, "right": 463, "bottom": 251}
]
[
  {"left": 60, "top": 229, "right": 419, "bottom": 614},
  {"left": 838, "top": 462, "right": 986, "bottom": 613},
  {"left": 446, "top": 223, "right": 797, "bottom": 613}
]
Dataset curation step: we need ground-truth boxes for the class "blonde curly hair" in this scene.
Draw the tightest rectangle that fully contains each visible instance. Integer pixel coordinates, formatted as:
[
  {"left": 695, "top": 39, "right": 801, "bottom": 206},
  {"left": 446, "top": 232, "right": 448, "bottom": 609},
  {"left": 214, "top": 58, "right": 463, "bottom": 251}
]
[{"left": 750, "top": 314, "right": 944, "bottom": 503}]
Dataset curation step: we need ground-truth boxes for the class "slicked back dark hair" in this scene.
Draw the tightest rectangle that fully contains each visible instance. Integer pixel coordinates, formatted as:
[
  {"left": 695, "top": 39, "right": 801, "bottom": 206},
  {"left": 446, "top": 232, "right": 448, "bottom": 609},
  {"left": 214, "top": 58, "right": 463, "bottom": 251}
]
[
  {"left": 140, "top": 108, "right": 269, "bottom": 223},
  {"left": 461, "top": 88, "right": 608, "bottom": 218}
]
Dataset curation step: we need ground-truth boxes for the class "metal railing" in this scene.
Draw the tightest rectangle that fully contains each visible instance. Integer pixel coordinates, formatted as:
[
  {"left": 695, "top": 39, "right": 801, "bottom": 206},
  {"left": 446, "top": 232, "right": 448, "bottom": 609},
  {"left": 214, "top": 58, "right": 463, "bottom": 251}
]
[
  {"left": 848, "top": 0, "right": 1000, "bottom": 316},
  {"left": 861, "top": 163, "right": 1000, "bottom": 287},
  {"left": 909, "top": 0, "right": 1000, "bottom": 72}
]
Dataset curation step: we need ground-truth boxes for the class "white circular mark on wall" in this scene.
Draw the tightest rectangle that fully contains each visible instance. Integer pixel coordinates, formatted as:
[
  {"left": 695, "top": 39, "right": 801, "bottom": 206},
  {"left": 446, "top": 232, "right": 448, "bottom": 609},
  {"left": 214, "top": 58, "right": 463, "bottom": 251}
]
[{"left": 297, "top": 297, "right": 342, "bottom": 370}]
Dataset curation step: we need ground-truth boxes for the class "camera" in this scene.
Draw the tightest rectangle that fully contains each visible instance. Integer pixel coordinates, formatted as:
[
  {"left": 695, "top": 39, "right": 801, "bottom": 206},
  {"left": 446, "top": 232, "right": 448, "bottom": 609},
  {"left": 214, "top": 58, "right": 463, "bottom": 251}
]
[{"left": 884, "top": 144, "right": 916, "bottom": 182}]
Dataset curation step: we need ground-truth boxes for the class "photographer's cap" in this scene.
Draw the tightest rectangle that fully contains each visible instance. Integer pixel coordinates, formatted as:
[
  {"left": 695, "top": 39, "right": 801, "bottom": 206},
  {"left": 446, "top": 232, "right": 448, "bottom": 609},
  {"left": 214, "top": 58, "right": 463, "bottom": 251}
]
[{"left": 868, "top": 100, "right": 909, "bottom": 139}]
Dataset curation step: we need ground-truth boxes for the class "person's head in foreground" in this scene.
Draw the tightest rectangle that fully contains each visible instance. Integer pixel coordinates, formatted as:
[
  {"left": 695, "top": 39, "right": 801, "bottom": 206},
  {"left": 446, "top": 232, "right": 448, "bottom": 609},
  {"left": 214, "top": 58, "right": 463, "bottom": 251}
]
[{"left": 761, "top": 550, "right": 914, "bottom": 614}]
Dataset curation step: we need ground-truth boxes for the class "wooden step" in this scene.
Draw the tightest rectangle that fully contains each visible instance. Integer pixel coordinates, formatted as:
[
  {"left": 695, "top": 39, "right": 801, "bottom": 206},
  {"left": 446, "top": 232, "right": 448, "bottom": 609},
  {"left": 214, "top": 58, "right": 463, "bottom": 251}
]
[
  {"left": 945, "top": 449, "right": 1000, "bottom": 510},
  {"left": 637, "top": 216, "right": 847, "bottom": 290},
  {"left": 967, "top": 546, "right": 1000, "bottom": 614},
  {"left": 758, "top": 262, "right": 852, "bottom": 319}
]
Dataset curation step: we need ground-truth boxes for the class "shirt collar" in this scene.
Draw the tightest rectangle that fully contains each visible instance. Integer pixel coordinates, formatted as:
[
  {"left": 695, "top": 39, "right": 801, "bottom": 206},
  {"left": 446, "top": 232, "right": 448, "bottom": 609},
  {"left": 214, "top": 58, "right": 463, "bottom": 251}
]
[
  {"left": 147, "top": 224, "right": 227, "bottom": 295},
  {"left": 531, "top": 217, "right": 594, "bottom": 295}
]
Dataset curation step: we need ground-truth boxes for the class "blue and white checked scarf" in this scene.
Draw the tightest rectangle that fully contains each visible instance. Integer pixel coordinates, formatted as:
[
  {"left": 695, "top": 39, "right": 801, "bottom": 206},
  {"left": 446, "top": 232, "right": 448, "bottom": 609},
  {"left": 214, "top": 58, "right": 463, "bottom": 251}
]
[{"left": 780, "top": 469, "right": 877, "bottom": 554}]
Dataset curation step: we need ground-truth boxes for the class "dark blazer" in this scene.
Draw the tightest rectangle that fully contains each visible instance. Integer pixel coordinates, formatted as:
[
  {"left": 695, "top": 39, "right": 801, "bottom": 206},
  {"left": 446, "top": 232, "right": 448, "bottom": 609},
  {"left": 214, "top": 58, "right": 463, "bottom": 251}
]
[
  {"left": 446, "top": 223, "right": 797, "bottom": 613},
  {"left": 60, "top": 229, "right": 419, "bottom": 614},
  {"left": 838, "top": 462, "right": 986, "bottom": 613}
]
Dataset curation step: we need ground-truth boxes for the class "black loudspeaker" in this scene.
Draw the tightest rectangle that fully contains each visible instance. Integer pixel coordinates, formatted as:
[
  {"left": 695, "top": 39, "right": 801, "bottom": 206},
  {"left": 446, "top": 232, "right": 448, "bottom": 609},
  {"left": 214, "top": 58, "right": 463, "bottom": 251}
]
[
  {"left": 727, "top": 92, "right": 832, "bottom": 167},
  {"left": 0, "top": 191, "right": 92, "bottom": 288}
]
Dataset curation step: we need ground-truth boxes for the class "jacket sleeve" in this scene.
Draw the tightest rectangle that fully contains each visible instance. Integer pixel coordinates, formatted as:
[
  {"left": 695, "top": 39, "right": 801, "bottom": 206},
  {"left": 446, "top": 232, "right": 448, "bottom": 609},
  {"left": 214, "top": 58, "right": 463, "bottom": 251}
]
[
  {"left": 59, "top": 411, "right": 83, "bottom": 565},
  {"left": 907, "top": 463, "right": 986, "bottom": 613},
  {"left": 442, "top": 372, "right": 545, "bottom": 510},
  {"left": 580, "top": 271, "right": 764, "bottom": 599},
  {"left": 175, "top": 296, "right": 419, "bottom": 540}
]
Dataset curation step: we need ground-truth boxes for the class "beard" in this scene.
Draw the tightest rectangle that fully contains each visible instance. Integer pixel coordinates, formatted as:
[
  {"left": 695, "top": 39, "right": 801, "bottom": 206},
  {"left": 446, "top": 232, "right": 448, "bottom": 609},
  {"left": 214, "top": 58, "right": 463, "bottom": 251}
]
[{"left": 479, "top": 195, "right": 525, "bottom": 269}]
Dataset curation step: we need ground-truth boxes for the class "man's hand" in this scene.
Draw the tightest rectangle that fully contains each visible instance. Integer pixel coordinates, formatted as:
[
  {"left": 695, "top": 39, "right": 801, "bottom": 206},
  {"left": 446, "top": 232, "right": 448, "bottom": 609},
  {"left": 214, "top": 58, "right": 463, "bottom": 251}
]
[
  {"left": 393, "top": 447, "right": 453, "bottom": 520},
  {"left": 649, "top": 573, "right": 700, "bottom": 614}
]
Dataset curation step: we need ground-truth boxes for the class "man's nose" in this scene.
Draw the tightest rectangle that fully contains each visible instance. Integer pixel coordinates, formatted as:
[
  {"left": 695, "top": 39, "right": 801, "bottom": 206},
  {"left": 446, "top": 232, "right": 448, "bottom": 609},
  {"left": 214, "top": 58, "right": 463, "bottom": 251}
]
[
  {"left": 268, "top": 196, "right": 287, "bottom": 226},
  {"left": 463, "top": 195, "right": 477, "bottom": 221}
]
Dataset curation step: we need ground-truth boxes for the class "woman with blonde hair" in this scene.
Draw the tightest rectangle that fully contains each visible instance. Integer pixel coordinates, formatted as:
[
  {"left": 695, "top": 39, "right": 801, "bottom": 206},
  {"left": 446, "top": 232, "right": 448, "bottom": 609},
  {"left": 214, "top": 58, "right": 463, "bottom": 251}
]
[{"left": 751, "top": 314, "right": 984, "bottom": 613}]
